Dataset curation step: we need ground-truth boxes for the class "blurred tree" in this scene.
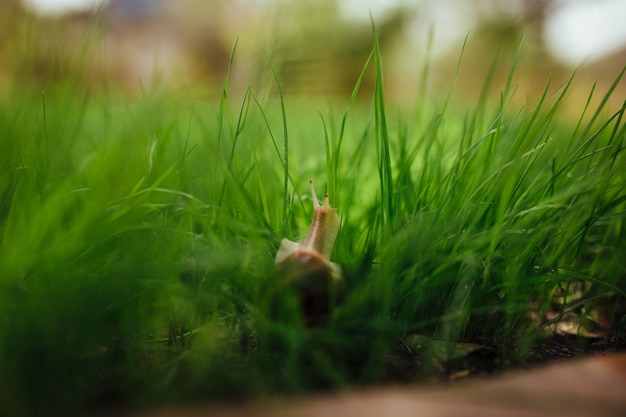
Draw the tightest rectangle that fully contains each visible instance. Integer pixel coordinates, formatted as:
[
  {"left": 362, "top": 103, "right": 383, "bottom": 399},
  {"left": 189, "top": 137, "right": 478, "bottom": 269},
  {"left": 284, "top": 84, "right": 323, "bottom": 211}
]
[
  {"left": 0, "top": 0, "right": 28, "bottom": 91},
  {"left": 264, "top": 0, "right": 410, "bottom": 95}
]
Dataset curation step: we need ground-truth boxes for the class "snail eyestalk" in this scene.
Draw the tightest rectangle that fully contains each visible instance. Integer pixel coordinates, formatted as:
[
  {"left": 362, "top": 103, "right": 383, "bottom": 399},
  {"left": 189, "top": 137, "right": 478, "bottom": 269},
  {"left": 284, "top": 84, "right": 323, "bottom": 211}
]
[{"left": 299, "top": 180, "right": 340, "bottom": 261}]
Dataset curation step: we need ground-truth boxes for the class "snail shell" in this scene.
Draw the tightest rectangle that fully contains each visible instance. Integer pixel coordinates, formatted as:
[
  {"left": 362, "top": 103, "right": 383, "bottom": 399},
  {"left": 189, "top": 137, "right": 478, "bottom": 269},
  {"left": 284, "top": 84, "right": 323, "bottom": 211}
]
[{"left": 273, "top": 180, "right": 343, "bottom": 326}]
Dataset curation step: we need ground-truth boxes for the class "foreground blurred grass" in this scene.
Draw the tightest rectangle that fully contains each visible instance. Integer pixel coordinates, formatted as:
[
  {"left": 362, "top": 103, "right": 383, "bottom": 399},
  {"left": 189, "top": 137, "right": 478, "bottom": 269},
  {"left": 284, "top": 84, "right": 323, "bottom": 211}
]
[{"left": 0, "top": 38, "right": 625, "bottom": 416}]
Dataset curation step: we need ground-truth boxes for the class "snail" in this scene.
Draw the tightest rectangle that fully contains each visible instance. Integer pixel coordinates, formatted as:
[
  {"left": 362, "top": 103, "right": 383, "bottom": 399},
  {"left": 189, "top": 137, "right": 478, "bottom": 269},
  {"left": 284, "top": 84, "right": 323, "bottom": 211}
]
[{"left": 272, "top": 180, "right": 344, "bottom": 327}]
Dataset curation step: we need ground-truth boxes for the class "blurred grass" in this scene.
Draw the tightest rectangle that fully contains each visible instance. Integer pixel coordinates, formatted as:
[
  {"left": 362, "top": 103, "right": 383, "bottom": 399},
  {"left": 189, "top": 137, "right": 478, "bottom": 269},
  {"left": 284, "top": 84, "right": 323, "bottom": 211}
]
[{"left": 1, "top": 29, "right": 625, "bottom": 416}]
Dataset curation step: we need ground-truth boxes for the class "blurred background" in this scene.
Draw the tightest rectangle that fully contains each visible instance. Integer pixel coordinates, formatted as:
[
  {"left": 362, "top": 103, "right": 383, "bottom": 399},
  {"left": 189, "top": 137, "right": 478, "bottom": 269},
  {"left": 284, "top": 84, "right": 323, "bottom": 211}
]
[{"left": 1, "top": 0, "right": 625, "bottom": 109}]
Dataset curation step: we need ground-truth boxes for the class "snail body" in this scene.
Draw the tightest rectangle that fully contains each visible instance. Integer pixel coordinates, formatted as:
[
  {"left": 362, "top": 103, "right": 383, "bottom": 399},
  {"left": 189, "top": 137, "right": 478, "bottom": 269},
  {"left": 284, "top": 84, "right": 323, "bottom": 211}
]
[{"left": 273, "top": 180, "right": 343, "bottom": 326}]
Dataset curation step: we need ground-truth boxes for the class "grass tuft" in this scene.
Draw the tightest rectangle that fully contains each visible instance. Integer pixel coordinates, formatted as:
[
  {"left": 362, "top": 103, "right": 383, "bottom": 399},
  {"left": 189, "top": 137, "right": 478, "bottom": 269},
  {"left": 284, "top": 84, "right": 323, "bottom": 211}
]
[{"left": 0, "top": 29, "right": 625, "bottom": 416}]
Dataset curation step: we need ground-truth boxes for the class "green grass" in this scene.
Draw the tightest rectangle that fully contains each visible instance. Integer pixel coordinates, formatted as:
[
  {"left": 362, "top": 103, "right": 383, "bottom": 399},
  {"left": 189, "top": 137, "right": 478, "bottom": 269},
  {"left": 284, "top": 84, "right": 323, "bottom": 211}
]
[{"left": 1, "top": 34, "right": 625, "bottom": 416}]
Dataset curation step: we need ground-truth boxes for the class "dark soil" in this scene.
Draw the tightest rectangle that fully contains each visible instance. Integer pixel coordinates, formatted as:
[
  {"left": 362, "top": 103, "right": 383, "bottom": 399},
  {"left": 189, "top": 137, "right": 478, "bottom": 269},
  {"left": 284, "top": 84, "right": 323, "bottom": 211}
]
[{"left": 384, "top": 332, "right": 626, "bottom": 384}]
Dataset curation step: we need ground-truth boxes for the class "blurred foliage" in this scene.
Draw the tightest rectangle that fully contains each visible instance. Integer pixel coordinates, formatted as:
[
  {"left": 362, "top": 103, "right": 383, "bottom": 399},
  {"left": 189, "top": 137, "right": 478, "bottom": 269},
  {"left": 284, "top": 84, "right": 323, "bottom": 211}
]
[{"left": 0, "top": 0, "right": 624, "bottom": 112}]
